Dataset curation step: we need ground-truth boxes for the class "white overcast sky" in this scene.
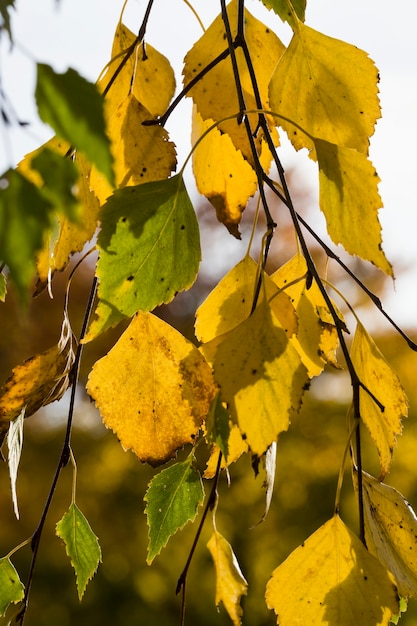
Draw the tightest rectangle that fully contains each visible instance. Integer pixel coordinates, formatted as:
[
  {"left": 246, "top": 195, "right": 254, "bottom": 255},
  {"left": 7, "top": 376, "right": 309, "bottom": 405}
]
[{"left": 1, "top": 0, "right": 416, "bottom": 329}]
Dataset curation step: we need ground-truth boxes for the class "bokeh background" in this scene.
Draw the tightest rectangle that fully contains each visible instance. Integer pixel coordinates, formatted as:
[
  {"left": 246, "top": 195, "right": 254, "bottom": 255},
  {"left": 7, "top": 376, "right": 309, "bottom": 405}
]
[{"left": 1, "top": 1, "right": 417, "bottom": 625}]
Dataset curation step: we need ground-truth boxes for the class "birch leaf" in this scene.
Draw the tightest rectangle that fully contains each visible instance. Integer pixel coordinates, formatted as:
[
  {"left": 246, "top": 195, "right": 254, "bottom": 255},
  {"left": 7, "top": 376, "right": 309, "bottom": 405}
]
[
  {"left": 87, "top": 312, "right": 216, "bottom": 466},
  {"left": 84, "top": 174, "right": 200, "bottom": 342},
  {"left": 0, "top": 558, "right": 24, "bottom": 617},
  {"left": 145, "top": 458, "right": 204, "bottom": 563},
  {"left": 36, "top": 64, "right": 114, "bottom": 185},
  {"left": 204, "top": 424, "right": 248, "bottom": 479},
  {"left": 266, "top": 514, "right": 399, "bottom": 625},
  {"left": 359, "top": 471, "right": 417, "bottom": 598},
  {"left": 269, "top": 21, "right": 380, "bottom": 154},
  {"left": 183, "top": 0, "right": 284, "bottom": 164},
  {"left": 56, "top": 503, "right": 102, "bottom": 600},
  {"left": 7, "top": 409, "right": 24, "bottom": 519},
  {"left": 195, "top": 255, "right": 296, "bottom": 344},
  {"left": 0, "top": 311, "right": 75, "bottom": 447},
  {"left": 192, "top": 110, "right": 257, "bottom": 237},
  {"left": 271, "top": 253, "right": 341, "bottom": 377},
  {"left": 260, "top": 0, "right": 306, "bottom": 28},
  {"left": 89, "top": 94, "right": 176, "bottom": 205},
  {"left": 101, "top": 22, "right": 176, "bottom": 119},
  {"left": 350, "top": 322, "right": 408, "bottom": 478},
  {"left": 207, "top": 530, "right": 248, "bottom": 626},
  {"left": 201, "top": 299, "right": 308, "bottom": 457},
  {"left": 315, "top": 139, "right": 392, "bottom": 276}
]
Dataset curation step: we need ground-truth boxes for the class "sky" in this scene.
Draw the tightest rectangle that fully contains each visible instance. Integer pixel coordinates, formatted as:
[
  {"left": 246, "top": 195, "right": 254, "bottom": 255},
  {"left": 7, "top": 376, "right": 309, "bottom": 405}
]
[{"left": 1, "top": 0, "right": 416, "bottom": 330}]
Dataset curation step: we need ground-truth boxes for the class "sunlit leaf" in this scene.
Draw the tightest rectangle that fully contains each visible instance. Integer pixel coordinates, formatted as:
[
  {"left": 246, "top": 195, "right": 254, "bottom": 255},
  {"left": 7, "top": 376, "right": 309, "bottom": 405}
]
[
  {"left": 260, "top": 0, "right": 306, "bottom": 28},
  {"left": 56, "top": 503, "right": 102, "bottom": 600},
  {"left": 314, "top": 139, "right": 392, "bottom": 275},
  {"left": 207, "top": 529, "right": 248, "bottom": 625},
  {"left": 101, "top": 22, "right": 176, "bottom": 119},
  {"left": 36, "top": 64, "right": 114, "bottom": 184},
  {"left": 0, "top": 557, "right": 24, "bottom": 617},
  {"left": 269, "top": 21, "right": 380, "bottom": 154},
  {"left": 266, "top": 514, "right": 399, "bottom": 625},
  {"left": 0, "top": 311, "right": 75, "bottom": 447},
  {"left": 204, "top": 424, "right": 248, "bottom": 479},
  {"left": 0, "top": 168, "right": 53, "bottom": 301},
  {"left": 145, "top": 457, "right": 204, "bottom": 563},
  {"left": 358, "top": 470, "right": 417, "bottom": 598},
  {"left": 84, "top": 174, "right": 200, "bottom": 341},
  {"left": 196, "top": 255, "right": 297, "bottom": 344},
  {"left": 271, "top": 253, "right": 342, "bottom": 376},
  {"left": 87, "top": 312, "right": 216, "bottom": 466},
  {"left": 89, "top": 94, "right": 176, "bottom": 204},
  {"left": 183, "top": 0, "right": 284, "bottom": 164},
  {"left": 350, "top": 322, "right": 408, "bottom": 478},
  {"left": 201, "top": 298, "right": 308, "bottom": 457},
  {"left": 191, "top": 110, "right": 257, "bottom": 237}
]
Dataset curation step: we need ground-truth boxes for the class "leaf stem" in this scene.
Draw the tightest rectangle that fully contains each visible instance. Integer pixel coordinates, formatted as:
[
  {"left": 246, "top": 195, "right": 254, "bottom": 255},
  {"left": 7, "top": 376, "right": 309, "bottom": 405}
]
[{"left": 16, "top": 276, "right": 98, "bottom": 626}]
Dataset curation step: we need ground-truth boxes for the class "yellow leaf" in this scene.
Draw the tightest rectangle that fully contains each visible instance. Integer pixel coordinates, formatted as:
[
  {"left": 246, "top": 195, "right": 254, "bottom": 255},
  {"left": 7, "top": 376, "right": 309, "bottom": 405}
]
[
  {"left": 356, "top": 471, "right": 417, "bottom": 598},
  {"left": 269, "top": 20, "right": 380, "bottom": 154},
  {"left": 271, "top": 253, "right": 341, "bottom": 377},
  {"left": 350, "top": 322, "right": 408, "bottom": 479},
  {"left": 0, "top": 312, "right": 75, "bottom": 445},
  {"left": 207, "top": 529, "right": 248, "bottom": 626},
  {"left": 183, "top": 0, "right": 284, "bottom": 165},
  {"left": 89, "top": 94, "right": 176, "bottom": 204},
  {"left": 314, "top": 139, "right": 392, "bottom": 276},
  {"left": 192, "top": 110, "right": 257, "bottom": 237},
  {"left": 101, "top": 23, "right": 176, "bottom": 119},
  {"left": 266, "top": 514, "right": 399, "bottom": 625},
  {"left": 201, "top": 298, "right": 308, "bottom": 456},
  {"left": 196, "top": 255, "right": 297, "bottom": 344},
  {"left": 86, "top": 312, "right": 217, "bottom": 466}
]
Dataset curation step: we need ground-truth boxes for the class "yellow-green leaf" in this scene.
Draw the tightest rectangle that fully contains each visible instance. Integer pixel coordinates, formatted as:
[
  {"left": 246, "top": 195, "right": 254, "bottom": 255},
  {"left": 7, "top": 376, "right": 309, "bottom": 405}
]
[
  {"left": 87, "top": 312, "right": 217, "bottom": 466},
  {"left": 201, "top": 298, "right": 308, "bottom": 456},
  {"left": 314, "top": 139, "right": 392, "bottom": 275},
  {"left": 266, "top": 514, "right": 399, "bottom": 625},
  {"left": 0, "top": 312, "right": 75, "bottom": 446},
  {"left": 84, "top": 174, "right": 200, "bottom": 342},
  {"left": 183, "top": 0, "right": 284, "bottom": 164},
  {"left": 207, "top": 529, "right": 248, "bottom": 626},
  {"left": 0, "top": 558, "right": 24, "bottom": 617},
  {"left": 269, "top": 21, "right": 380, "bottom": 154},
  {"left": 260, "top": 0, "right": 306, "bottom": 28},
  {"left": 350, "top": 322, "right": 408, "bottom": 478},
  {"left": 89, "top": 94, "right": 176, "bottom": 204},
  {"left": 359, "top": 471, "right": 417, "bottom": 598}
]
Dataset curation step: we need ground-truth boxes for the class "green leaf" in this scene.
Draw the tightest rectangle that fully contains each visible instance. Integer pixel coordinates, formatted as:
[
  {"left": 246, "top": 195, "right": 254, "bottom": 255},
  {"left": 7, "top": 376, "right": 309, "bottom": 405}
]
[
  {"left": 0, "top": 557, "right": 24, "bottom": 616},
  {"left": 260, "top": 0, "right": 306, "bottom": 27},
  {"left": 35, "top": 64, "right": 114, "bottom": 185},
  {"left": 0, "top": 169, "right": 53, "bottom": 302},
  {"left": 31, "top": 148, "right": 79, "bottom": 221},
  {"left": 144, "top": 458, "right": 204, "bottom": 564},
  {"left": 205, "top": 394, "right": 231, "bottom": 460},
  {"left": 84, "top": 174, "right": 200, "bottom": 341},
  {"left": 0, "top": 0, "right": 15, "bottom": 40},
  {"left": 56, "top": 503, "right": 102, "bottom": 600}
]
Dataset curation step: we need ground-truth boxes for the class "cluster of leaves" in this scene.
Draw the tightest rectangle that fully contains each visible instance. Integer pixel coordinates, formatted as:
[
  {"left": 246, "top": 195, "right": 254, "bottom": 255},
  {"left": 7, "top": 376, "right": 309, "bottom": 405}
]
[{"left": 1, "top": 1, "right": 417, "bottom": 625}]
